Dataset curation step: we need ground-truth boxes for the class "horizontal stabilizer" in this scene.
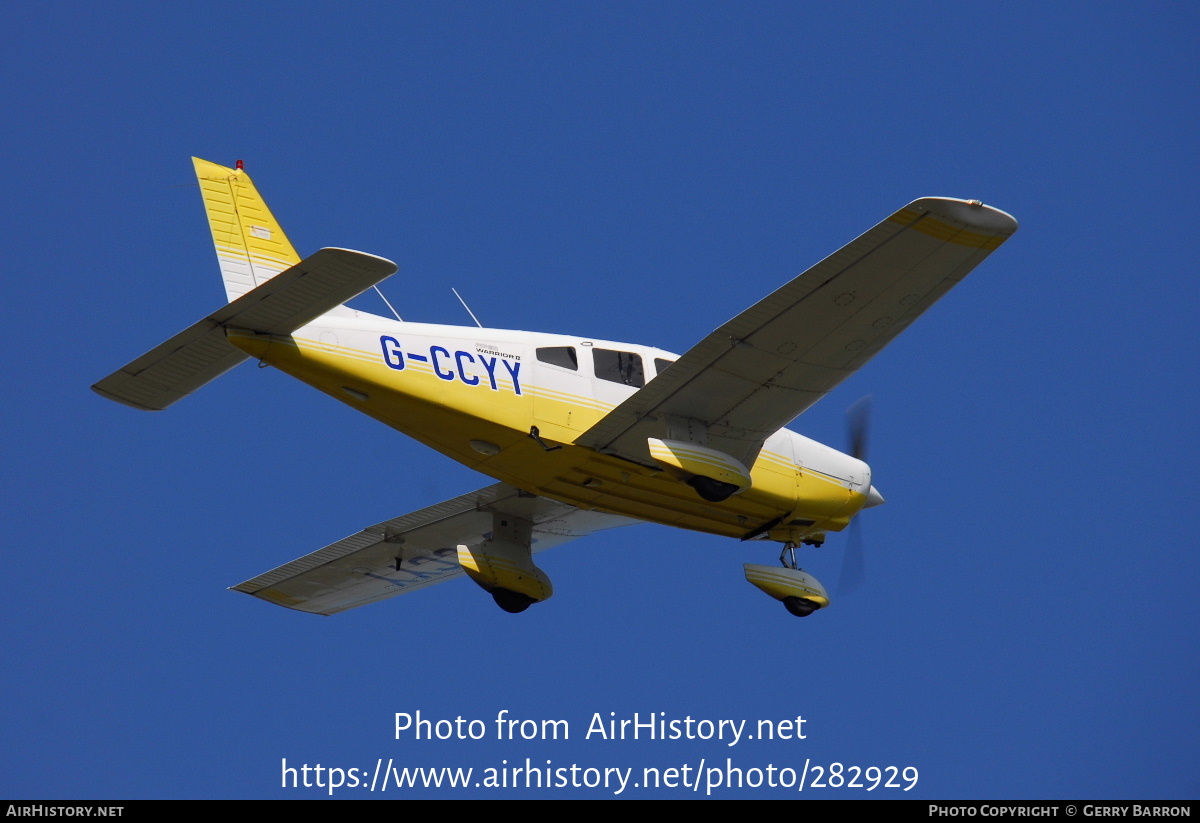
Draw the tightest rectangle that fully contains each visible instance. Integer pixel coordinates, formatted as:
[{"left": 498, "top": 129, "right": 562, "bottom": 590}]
[{"left": 92, "top": 247, "right": 397, "bottom": 411}]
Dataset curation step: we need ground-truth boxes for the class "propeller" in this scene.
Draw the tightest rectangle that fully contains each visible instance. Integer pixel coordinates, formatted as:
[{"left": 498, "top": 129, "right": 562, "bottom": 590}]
[
  {"left": 846, "top": 395, "right": 872, "bottom": 462},
  {"left": 839, "top": 396, "right": 872, "bottom": 596},
  {"left": 839, "top": 517, "right": 866, "bottom": 596}
]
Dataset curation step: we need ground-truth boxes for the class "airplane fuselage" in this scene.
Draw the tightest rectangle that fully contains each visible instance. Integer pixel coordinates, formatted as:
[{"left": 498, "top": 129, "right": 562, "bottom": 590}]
[{"left": 229, "top": 312, "right": 873, "bottom": 546}]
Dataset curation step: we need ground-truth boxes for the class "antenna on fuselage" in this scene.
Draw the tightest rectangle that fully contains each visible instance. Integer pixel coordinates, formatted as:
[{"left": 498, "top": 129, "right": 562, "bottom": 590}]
[
  {"left": 374, "top": 285, "right": 402, "bottom": 321},
  {"left": 452, "top": 287, "right": 484, "bottom": 328}
]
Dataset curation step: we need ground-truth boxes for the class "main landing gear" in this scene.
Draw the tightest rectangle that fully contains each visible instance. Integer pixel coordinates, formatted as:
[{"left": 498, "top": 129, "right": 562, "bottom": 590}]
[
  {"left": 490, "top": 588, "right": 538, "bottom": 614},
  {"left": 458, "top": 510, "right": 554, "bottom": 614}
]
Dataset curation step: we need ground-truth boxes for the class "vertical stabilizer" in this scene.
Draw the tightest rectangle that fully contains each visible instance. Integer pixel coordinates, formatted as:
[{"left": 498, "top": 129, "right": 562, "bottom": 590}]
[{"left": 192, "top": 158, "right": 302, "bottom": 301}]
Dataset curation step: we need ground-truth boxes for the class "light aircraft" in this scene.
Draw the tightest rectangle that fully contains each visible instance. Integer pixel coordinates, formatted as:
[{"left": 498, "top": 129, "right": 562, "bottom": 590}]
[{"left": 94, "top": 158, "right": 1017, "bottom": 618}]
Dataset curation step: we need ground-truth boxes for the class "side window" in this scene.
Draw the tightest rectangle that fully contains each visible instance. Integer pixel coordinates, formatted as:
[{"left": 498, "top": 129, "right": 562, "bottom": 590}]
[
  {"left": 594, "top": 349, "right": 645, "bottom": 388},
  {"left": 536, "top": 346, "right": 578, "bottom": 371},
  {"left": 654, "top": 358, "right": 675, "bottom": 376}
]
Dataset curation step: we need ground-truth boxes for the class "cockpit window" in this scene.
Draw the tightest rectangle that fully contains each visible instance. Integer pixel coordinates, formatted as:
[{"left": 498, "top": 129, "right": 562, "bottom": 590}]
[
  {"left": 536, "top": 346, "right": 578, "bottom": 371},
  {"left": 654, "top": 358, "right": 675, "bottom": 376},
  {"left": 594, "top": 349, "right": 645, "bottom": 388}
]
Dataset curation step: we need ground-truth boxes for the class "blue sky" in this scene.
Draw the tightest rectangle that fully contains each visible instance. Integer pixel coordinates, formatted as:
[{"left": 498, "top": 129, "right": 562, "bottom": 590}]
[{"left": 2, "top": 3, "right": 1197, "bottom": 798}]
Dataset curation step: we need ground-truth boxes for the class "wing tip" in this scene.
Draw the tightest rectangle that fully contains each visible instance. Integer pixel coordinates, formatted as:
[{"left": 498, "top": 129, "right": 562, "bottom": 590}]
[
  {"left": 910, "top": 197, "right": 1019, "bottom": 235},
  {"left": 318, "top": 247, "right": 400, "bottom": 276},
  {"left": 90, "top": 381, "right": 165, "bottom": 411}
]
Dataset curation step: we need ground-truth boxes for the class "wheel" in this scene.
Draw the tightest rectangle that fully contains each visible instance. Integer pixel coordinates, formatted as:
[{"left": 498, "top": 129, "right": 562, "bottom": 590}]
[
  {"left": 687, "top": 475, "right": 739, "bottom": 502},
  {"left": 783, "top": 596, "right": 817, "bottom": 617},
  {"left": 491, "top": 588, "right": 536, "bottom": 613}
]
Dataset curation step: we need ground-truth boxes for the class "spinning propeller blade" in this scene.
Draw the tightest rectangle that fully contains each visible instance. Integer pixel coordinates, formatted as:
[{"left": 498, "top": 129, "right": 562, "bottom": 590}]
[
  {"left": 846, "top": 395, "right": 872, "bottom": 462},
  {"left": 838, "top": 517, "right": 866, "bottom": 596},
  {"left": 839, "top": 396, "right": 873, "bottom": 596}
]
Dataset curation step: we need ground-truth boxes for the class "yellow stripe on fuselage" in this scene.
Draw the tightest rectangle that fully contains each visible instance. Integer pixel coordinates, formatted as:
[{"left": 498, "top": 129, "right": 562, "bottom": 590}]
[{"left": 524, "top": 385, "right": 613, "bottom": 414}]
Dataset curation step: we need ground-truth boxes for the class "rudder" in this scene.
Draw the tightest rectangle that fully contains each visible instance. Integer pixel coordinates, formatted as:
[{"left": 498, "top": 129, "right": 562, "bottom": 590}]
[{"left": 193, "top": 157, "right": 301, "bottom": 301}]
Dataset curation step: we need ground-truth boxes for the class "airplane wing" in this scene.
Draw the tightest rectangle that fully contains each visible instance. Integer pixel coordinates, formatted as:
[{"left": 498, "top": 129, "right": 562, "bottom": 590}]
[
  {"left": 231, "top": 483, "right": 639, "bottom": 615},
  {"left": 576, "top": 197, "right": 1018, "bottom": 467}
]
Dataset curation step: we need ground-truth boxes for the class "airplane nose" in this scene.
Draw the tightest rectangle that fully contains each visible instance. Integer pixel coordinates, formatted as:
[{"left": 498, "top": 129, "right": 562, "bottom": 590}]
[{"left": 864, "top": 485, "right": 885, "bottom": 509}]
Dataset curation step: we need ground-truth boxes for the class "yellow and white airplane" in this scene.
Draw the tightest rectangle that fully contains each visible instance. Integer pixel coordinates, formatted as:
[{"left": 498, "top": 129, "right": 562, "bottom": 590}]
[{"left": 94, "top": 158, "right": 1017, "bottom": 618}]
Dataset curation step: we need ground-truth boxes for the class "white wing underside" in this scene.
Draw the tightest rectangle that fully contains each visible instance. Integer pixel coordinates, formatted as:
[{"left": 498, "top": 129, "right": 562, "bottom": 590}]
[
  {"left": 231, "top": 483, "right": 639, "bottom": 615},
  {"left": 577, "top": 197, "right": 1018, "bottom": 468}
]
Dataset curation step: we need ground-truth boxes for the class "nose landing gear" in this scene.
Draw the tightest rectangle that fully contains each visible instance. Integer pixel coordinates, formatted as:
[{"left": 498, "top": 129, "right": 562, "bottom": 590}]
[
  {"left": 783, "top": 596, "right": 818, "bottom": 617},
  {"left": 743, "top": 543, "right": 829, "bottom": 618}
]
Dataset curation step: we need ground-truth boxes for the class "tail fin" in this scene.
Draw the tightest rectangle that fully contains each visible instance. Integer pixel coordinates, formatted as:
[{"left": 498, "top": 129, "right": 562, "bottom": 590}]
[{"left": 193, "top": 158, "right": 302, "bottom": 301}]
